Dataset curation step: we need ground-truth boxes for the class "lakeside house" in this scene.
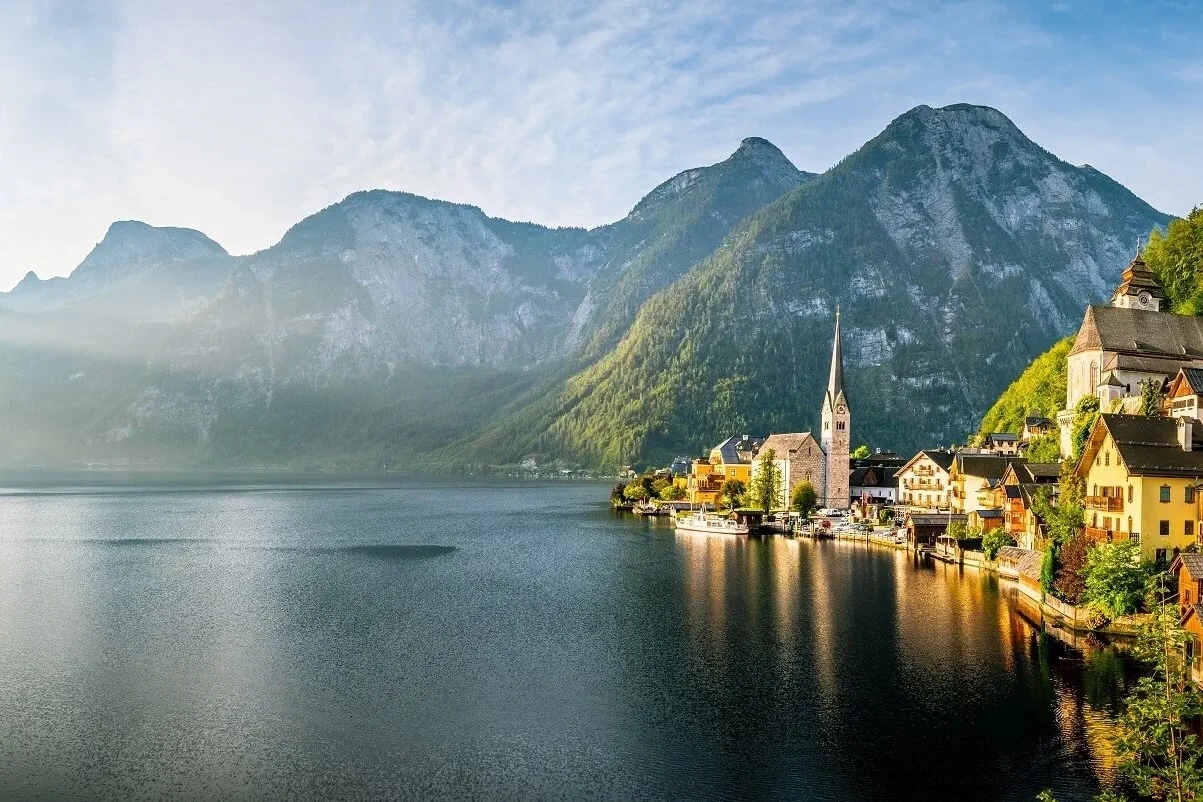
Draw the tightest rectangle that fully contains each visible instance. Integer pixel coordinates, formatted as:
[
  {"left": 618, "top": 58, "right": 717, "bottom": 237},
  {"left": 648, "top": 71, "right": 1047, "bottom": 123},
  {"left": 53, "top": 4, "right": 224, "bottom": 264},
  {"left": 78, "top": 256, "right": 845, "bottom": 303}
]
[
  {"left": 1174, "top": 554, "right": 1203, "bottom": 686},
  {"left": 997, "top": 461, "right": 1060, "bottom": 550},
  {"left": 983, "top": 432, "right": 1020, "bottom": 456},
  {"left": 950, "top": 453, "right": 1017, "bottom": 520},
  {"left": 1075, "top": 413, "right": 1203, "bottom": 563},
  {"left": 1021, "top": 413, "right": 1055, "bottom": 444},
  {"left": 685, "top": 435, "right": 765, "bottom": 506},
  {"left": 850, "top": 454, "right": 905, "bottom": 507},
  {"left": 895, "top": 450, "right": 955, "bottom": 512},
  {"left": 905, "top": 511, "right": 967, "bottom": 547}
]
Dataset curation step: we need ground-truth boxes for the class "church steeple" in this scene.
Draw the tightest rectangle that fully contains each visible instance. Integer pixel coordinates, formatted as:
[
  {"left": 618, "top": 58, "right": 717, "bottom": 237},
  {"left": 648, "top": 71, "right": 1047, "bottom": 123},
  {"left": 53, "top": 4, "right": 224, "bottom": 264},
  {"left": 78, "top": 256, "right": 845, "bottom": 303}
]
[
  {"left": 825, "top": 305, "right": 847, "bottom": 410},
  {"left": 820, "top": 306, "right": 851, "bottom": 509}
]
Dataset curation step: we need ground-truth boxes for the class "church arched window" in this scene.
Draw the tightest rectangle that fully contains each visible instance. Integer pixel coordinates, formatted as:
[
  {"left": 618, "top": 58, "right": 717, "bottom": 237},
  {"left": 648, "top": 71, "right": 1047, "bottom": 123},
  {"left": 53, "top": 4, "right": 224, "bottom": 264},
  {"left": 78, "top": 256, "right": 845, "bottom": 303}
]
[{"left": 1090, "top": 360, "right": 1098, "bottom": 390}]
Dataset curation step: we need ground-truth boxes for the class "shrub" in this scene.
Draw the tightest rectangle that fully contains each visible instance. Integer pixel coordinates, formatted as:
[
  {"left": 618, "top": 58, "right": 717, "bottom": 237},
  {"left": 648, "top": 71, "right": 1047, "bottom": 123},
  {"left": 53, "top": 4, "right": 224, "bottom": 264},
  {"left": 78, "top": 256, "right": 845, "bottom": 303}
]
[
  {"left": 1082, "top": 541, "right": 1149, "bottom": 618},
  {"left": 981, "top": 529, "right": 1016, "bottom": 560}
]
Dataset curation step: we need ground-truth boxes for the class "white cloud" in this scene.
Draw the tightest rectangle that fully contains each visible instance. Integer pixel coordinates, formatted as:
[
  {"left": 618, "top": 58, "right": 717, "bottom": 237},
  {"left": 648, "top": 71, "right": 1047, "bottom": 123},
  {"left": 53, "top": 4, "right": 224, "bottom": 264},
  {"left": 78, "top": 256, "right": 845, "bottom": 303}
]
[{"left": 0, "top": 0, "right": 1200, "bottom": 290}]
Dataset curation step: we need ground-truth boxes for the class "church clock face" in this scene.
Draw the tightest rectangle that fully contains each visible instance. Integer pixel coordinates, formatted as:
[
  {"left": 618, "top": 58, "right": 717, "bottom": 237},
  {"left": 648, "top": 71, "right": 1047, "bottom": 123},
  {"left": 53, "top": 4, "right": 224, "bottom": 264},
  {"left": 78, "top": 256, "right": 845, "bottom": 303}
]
[
  {"left": 836, "top": 403, "right": 846, "bottom": 414},
  {"left": 1138, "top": 291, "right": 1150, "bottom": 307}
]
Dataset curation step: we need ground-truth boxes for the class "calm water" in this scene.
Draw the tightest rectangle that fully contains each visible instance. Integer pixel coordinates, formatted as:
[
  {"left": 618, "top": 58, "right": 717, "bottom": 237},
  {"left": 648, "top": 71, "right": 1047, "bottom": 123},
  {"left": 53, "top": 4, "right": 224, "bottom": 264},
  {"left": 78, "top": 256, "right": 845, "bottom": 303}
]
[{"left": 0, "top": 478, "right": 1130, "bottom": 800}]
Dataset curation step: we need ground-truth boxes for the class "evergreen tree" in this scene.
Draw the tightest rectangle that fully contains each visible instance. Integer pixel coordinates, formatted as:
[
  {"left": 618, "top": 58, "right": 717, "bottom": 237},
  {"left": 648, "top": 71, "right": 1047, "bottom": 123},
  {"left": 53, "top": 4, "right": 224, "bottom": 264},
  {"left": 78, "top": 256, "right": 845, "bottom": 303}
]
[
  {"left": 751, "top": 449, "right": 782, "bottom": 512},
  {"left": 1141, "top": 378, "right": 1162, "bottom": 417}
]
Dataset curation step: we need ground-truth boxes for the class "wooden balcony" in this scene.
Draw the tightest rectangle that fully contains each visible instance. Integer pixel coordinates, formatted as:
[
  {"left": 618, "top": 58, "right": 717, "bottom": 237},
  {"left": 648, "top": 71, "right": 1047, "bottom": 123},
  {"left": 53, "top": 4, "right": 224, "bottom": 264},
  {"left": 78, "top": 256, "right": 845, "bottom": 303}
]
[
  {"left": 1085, "top": 495, "right": 1123, "bottom": 512},
  {"left": 1085, "top": 526, "right": 1132, "bottom": 543}
]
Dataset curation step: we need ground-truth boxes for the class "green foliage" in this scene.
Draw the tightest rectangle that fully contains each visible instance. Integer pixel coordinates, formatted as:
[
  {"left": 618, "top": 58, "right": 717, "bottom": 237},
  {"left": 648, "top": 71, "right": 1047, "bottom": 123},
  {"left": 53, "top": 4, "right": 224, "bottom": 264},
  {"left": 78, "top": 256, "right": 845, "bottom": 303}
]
[
  {"left": 659, "top": 484, "right": 686, "bottom": 501},
  {"left": 850, "top": 444, "right": 871, "bottom": 459},
  {"left": 623, "top": 483, "right": 650, "bottom": 502},
  {"left": 981, "top": 529, "right": 1015, "bottom": 560},
  {"left": 1140, "top": 377, "right": 1161, "bottom": 417},
  {"left": 1109, "top": 576, "right": 1203, "bottom": 801},
  {"left": 610, "top": 483, "right": 627, "bottom": 505},
  {"left": 1082, "top": 541, "right": 1149, "bottom": 618},
  {"left": 1071, "top": 395, "right": 1100, "bottom": 463},
  {"left": 751, "top": 448, "right": 782, "bottom": 512},
  {"left": 877, "top": 507, "right": 892, "bottom": 524},
  {"left": 791, "top": 481, "right": 818, "bottom": 518},
  {"left": 720, "top": 479, "right": 747, "bottom": 511},
  {"left": 1040, "top": 544, "right": 1057, "bottom": 601},
  {"left": 977, "top": 338, "right": 1072, "bottom": 437},
  {"left": 651, "top": 478, "right": 672, "bottom": 497},
  {"left": 1024, "top": 432, "right": 1061, "bottom": 463},
  {"left": 1144, "top": 205, "right": 1203, "bottom": 315}
]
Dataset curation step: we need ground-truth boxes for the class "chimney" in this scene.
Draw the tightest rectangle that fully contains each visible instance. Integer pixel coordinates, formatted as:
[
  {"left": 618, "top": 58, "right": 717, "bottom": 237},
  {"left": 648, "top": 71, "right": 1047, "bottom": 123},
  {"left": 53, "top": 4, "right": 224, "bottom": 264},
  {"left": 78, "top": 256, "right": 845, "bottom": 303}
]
[{"left": 1179, "top": 417, "right": 1193, "bottom": 452}]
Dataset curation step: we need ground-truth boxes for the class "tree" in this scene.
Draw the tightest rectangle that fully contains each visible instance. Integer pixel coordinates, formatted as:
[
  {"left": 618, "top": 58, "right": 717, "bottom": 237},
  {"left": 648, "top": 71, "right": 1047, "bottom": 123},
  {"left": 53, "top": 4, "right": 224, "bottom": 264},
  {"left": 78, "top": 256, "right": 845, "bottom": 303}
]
[
  {"left": 1024, "top": 432, "right": 1061, "bottom": 463},
  {"left": 1040, "top": 542, "right": 1057, "bottom": 601},
  {"left": 1144, "top": 205, "right": 1203, "bottom": 314},
  {"left": 851, "top": 444, "right": 871, "bottom": 459},
  {"left": 1109, "top": 576, "right": 1203, "bottom": 801},
  {"left": 981, "top": 528, "right": 1015, "bottom": 560},
  {"left": 610, "top": 483, "right": 628, "bottom": 506},
  {"left": 651, "top": 477, "right": 672, "bottom": 498},
  {"left": 1071, "top": 395, "right": 1100, "bottom": 462},
  {"left": 1053, "top": 530, "right": 1090, "bottom": 604},
  {"left": 1140, "top": 377, "right": 1162, "bottom": 417},
  {"left": 719, "top": 479, "right": 746, "bottom": 511},
  {"left": 791, "top": 481, "right": 818, "bottom": 518},
  {"left": 623, "top": 483, "right": 650, "bottom": 502},
  {"left": 750, "top": 449, "right": 782, "bottom": 512},
  {"left": 1083, "top": 540, "right": 1149, "bottom": 619},
  {"left": 659, "top": 484, "right": 686, "bottom": 501}
]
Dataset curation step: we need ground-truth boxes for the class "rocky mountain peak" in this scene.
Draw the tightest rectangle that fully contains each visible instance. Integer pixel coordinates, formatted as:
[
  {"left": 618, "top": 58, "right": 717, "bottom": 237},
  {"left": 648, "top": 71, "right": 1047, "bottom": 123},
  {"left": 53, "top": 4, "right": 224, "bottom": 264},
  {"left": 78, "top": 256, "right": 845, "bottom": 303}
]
[{"left": 73, "top": 221, "right": 228, "bottom": 280}]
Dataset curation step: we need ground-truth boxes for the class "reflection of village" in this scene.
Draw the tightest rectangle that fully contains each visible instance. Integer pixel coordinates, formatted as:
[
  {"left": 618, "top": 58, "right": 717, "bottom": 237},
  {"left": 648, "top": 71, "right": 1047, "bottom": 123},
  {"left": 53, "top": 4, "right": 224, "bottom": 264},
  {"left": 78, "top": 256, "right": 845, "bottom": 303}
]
[{"left": 626, "top": 256, "right": 1203, "bottom": 687}]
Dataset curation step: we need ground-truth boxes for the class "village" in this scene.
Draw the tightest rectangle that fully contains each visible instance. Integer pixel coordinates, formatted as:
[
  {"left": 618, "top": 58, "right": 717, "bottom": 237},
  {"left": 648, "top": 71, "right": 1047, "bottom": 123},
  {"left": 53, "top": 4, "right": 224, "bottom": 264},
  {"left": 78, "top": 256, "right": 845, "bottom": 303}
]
[{"left": 612, "top": 255, "right": 1203, "bottom": 688}]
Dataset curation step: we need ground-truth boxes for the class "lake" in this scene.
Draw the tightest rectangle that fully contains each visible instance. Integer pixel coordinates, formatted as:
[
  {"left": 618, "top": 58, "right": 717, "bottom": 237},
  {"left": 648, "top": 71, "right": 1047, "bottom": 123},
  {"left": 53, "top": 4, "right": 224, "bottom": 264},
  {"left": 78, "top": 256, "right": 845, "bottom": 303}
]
[{"left": 0, "top": 478, "right": 1129, "bottom": 800}]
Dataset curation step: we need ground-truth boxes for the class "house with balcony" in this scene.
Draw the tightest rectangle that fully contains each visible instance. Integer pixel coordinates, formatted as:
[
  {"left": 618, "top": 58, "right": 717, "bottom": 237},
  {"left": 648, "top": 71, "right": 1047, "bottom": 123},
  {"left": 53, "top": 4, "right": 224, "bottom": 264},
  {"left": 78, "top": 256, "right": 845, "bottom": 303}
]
[
  {"left": 983, "top": 433, "right": 1020, "bottom": 456},
  {"left": 1076, "top": 414, "right": 1203, "bottom": 564},
  {"left": 1021, "top": 413, "right": 1055, "bottom": 444},
  {"left": 1173, "top": 554, "right": 1203, "bottom": 686},
  {"left": 894, "top": 450, "right": 955, "bottom": 511},
  {"left": 998, "top": 461, "right": 1061, "bottom": 549},
  {"left": 950, "top": 454, "right": 1017, "bottom": 520},
  {"left": 686, "top": 434, "right": 765, "bottom": 507}
]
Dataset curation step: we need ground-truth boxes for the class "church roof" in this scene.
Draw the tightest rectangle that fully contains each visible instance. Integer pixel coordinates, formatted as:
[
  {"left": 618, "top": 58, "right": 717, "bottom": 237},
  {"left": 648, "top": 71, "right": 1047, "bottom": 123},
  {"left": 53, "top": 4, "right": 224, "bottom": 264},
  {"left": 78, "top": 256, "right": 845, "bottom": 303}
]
[
  {"left": 825, "top": 307, "right": 846, "bottom": 410},
  {"left": 1071, "top": 305, "right": 1203, "bottom": 359},
  {"left": 757, "top": 432, "right": 817, "bottom": 457}
]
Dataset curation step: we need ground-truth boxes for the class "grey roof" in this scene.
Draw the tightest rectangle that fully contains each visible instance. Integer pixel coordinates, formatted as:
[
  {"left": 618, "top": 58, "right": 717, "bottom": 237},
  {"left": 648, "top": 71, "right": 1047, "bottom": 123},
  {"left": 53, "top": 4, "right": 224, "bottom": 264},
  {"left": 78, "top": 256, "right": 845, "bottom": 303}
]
[
  {"left": 1014, "top": 462, "right": 1061, "bottom": 482},
  {"left": 1072, "top": 305, "right": 1203, "bottom": 359},
  {"left": 825, "top": 308, "right": 846, "bottom": 409},
  {"left": 1179, "top": 368, "right": 1203, "bottom": 394},
  {"left": 954, "top": 454, "right": 1020, "bottom": 483},
  {"left": 921, "top": 450, "right": 956, "bottom": 471},
  {"left": 1024, "top": 415, "right": 1053, "bottom": 427},
  {"left": 1173, "top": 553, "right": 1203, "bottom": 579},
  {"left": 976, "top": 508, "right": 1004, "bottom": 519},
  {"left": 908, "top": 513, "right": 968, "bottom": 527},
  {"left": 758, "top": 432, "right": 816, "bottom": 457},
  {"left": 712, "top": 435, "right": 766, "bottom": 465},
  {"left": 986, "top": 432, "right": 1019, "bottom": 442},
  {"left": 1091, "top": 414, "right": 1203, "bottom": 477}
]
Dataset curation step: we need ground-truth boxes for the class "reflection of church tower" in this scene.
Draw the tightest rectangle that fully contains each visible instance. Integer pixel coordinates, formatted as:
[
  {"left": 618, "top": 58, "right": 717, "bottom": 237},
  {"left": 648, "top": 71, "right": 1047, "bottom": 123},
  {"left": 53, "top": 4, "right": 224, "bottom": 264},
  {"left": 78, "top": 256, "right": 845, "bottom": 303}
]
[{"left": 820, "top": 308, "right": 851, "bottom": 508}]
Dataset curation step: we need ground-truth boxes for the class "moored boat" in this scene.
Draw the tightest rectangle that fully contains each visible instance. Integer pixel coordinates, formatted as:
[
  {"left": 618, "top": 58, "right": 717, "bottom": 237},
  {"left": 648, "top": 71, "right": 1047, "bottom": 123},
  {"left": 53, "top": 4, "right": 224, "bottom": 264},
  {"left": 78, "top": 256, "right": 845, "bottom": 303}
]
[{"left": 672, "top": 510, "right": 749, "bottom": 535}]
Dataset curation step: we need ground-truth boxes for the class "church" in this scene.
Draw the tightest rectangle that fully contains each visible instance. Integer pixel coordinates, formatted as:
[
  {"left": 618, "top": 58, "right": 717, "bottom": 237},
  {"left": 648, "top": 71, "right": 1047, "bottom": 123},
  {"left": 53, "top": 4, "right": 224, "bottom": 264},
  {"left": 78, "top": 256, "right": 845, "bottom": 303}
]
[
  {"left": 748, "top": 309, "right": 851, "bottom": 509},
  {"left": 1057, "top": 255, "right": 1203, "bottom": 456}
]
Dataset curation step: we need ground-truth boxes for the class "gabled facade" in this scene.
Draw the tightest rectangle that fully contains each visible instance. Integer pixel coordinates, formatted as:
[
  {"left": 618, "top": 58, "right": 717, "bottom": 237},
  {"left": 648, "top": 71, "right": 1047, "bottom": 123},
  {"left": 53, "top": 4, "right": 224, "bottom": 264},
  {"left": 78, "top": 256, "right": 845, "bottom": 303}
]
[
  {"left": 998, "top": 461, "right": 1060, "bottom": 550},
  {"left": 895, "top": 450, "right": 955, "bottom": 511},
  {"left": 983, "top": 433, "right": 1020, "bottom": 456},
  {"left": 686, "top": 434, "right": 765, "bottom": 506},
  {"left": 950, "top": 454, "right": 1017, "bottom": 516},
  {"left": 1075, "top": 414, "right": 1203, "bottom": 563},
  {"left": 750, "top": 432, "right": 824, "bottom": 511}
]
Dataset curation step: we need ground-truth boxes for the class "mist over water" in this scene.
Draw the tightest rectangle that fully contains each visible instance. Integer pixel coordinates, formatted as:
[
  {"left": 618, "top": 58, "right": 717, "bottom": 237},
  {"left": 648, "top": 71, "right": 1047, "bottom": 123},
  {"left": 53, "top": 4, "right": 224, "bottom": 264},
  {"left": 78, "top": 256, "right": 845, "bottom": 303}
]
[{"left": 0, "top": 479, "right": 1127, "bottom": 800}]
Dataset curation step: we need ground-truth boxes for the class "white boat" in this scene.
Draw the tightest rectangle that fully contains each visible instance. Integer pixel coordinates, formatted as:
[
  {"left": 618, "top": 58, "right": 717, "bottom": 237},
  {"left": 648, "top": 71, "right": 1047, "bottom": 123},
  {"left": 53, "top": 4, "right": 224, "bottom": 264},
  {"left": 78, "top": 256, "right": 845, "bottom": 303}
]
[{"left": 672, "top": 511, "right": 750, "bottom": 535}]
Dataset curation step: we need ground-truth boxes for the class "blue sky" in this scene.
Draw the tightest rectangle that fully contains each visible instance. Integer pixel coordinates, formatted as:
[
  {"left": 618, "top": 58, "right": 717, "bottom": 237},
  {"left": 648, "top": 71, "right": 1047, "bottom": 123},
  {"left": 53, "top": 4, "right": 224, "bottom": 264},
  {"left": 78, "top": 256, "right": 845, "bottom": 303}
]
[{"left": 1, "top": 0, "right": 1201, "bottom": 290}]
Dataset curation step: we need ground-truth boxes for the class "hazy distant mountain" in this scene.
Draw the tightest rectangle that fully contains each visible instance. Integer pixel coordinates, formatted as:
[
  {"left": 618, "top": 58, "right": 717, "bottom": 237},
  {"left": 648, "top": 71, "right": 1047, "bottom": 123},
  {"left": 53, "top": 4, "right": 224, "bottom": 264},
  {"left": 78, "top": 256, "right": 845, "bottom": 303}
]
[{"left": 0, "top": 104, "right": 1173, "bottom": 470}]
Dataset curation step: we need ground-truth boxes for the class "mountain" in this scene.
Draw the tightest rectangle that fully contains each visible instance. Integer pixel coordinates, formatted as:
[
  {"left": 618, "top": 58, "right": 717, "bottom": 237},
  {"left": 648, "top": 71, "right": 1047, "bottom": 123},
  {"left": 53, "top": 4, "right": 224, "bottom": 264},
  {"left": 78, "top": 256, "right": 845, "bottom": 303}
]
[
  {"left": 1, "top": 221, "right": 233, "bottom": 322},
  {"left": 449, "top": 104, "right": 1172, "bottom": 467},
  {"left": 0, "top": 103, "right": 1176, "bottom": 470},
  {"left": 0, "top": 139, "right": 807, "bottom": 468}
]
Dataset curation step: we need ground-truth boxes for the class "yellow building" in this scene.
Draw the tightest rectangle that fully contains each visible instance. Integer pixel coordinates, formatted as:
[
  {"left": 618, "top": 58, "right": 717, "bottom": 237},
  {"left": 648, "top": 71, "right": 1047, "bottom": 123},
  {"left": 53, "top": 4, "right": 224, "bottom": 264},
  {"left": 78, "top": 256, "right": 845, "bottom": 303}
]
[
  {"left": 895, "top": 450, "right": 955, "bottom": 511},
  {"left": 949, "top": 454, "right": 1015, "bottom": 516},
  {"left": 1076, "top": 413, "right": 1203, "bottom": 563},
  {"left": 685, "top": 435, "right": 764, "bottom": 507}
]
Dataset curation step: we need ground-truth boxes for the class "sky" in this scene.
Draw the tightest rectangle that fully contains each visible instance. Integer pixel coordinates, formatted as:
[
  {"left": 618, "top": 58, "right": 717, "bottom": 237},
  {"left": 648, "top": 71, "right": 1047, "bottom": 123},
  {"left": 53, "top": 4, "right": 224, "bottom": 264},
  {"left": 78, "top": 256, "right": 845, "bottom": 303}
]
[{"left": 1, "top": 0, "right": 1201, "bottom": 291}]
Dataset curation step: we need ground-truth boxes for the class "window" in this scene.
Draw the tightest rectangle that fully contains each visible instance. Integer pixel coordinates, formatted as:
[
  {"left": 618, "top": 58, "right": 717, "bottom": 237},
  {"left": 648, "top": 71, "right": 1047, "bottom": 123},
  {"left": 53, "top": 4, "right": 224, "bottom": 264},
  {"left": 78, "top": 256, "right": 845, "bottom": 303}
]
[
  {"left": 1131, "top": 531, "right": 1141, "bottom": 545},
  {"left": 1188, "top": 521, "right": 1196, "bottom": 537},
  {"left": 1128, "top": 485, "right": 1134, "bottom": 503},
  {"left": 1188, "top": 486, "right": 1197, "bottom": 504},
  {"left": 1160, "top": 520, "right": 1170, "bottom": 536},
  {"left": 1105, "top": 450, "right": 1110, "bottom": 466},
  {"left": 1127, "top": 516, "right": 1133, "bottom": 533},
  {"left": 1161, "top": 485, "right": 1172, "bottom": 503},
  {"left": 1093, "top": 484, "right": 1098, "bottom": 496},
  {"left": 1156, "top": 548, "right": 1168, "bottom": 564}
]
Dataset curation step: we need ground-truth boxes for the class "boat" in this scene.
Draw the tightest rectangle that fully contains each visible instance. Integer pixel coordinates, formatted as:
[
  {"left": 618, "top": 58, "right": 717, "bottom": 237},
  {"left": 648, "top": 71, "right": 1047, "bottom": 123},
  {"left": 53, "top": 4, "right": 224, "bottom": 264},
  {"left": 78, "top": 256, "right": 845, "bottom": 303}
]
[
  {"left": 633, "top": 502, "right": 670, "bottom": 516},
  {"left": 672, "top": 510, "right": 750, "bottom": 535}
]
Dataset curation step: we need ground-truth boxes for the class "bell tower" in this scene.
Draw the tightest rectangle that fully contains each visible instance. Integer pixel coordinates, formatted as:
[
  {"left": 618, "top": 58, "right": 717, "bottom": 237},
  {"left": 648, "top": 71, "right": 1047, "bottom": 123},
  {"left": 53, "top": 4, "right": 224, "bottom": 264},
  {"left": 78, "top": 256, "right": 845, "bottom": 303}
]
[{"left": 820, "top": 307, "right": 851, "bottom": 509}]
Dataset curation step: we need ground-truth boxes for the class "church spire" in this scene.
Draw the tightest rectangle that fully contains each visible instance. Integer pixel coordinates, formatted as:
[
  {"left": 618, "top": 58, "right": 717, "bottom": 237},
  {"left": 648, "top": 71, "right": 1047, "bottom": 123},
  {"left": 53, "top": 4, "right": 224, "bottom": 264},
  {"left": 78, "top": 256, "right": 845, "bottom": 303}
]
[{"left": 826, "top": 306, "right": 845, "bottom": 407}]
